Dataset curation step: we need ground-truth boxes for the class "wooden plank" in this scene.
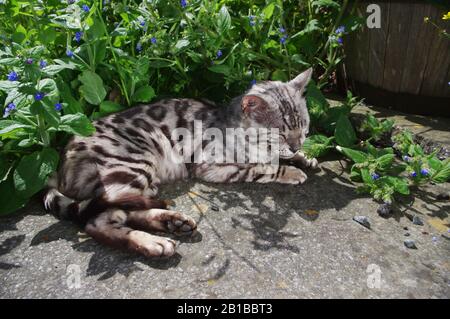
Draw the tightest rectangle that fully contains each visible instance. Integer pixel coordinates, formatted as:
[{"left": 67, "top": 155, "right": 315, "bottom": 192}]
[
  {"left": 420, "top": 7, "right": 450, "bottom": 97},
  {"left": 367, "top": 1, "right": 390, "bottom": 89},
  {"left": 421, "top": 5, "right": 450, "bottom": 98},
  {"left": 399, "top": 3, "right": 433, "bottom": 95},
  {"left": 345, "top": 3, "right": 371, "bottom": 84},
  {"left": 440, "top": 64, "right": 450, "bottom": 98},
  {"left": 382, "top": 2, "right": 414, "bottom": 93}
]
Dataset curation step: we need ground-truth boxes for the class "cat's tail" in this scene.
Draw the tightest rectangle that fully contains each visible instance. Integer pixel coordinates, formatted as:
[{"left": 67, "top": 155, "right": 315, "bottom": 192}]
[
  {"left": 44, "top": 188, "right": 168, "bottom": 225},
  {"left": 43, "top": 188, "right": 92, "bottom": 222}
]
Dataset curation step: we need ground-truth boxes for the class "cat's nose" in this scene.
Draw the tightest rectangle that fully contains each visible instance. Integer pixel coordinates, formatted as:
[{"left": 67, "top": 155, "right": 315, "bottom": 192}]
[{"left": 288, "top": 140, "right": 301, "bottom": 153}]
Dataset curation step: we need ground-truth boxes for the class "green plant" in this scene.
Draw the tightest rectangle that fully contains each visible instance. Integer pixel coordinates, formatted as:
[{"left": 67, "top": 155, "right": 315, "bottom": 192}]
[
  {"left": 303, "top": 85, "right": 450, "bottom": 205},
  {"left": 360, "top": 114, "right": 394, "bottom": 142},
  {"left": 0, "top": 0, "right": 363, "bottom": 215}
]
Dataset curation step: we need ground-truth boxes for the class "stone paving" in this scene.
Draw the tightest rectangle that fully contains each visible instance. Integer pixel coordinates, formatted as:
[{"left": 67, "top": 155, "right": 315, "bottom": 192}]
[{"left": 0, "top": 103, "right": 449, "bottom": 298}]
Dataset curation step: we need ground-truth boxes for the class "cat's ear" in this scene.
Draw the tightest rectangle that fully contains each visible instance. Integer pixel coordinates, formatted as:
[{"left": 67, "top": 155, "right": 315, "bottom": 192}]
[
  {"left": 289, "top": 68, "right": 312, "bottom": 90},
  {"left": 241, "top": 95, "right": 267, "bottom": 114}
]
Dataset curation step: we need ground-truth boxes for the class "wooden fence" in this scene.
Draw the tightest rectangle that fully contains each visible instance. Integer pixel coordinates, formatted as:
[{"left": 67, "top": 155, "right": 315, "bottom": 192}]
[{"left": 343, "top": 0, "right": 450, "bottom": 116}]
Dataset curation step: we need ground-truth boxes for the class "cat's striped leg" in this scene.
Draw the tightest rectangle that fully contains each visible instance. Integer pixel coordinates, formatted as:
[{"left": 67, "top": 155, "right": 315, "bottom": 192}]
[
  {"left": 85, "top": 209, "right": 178, "bottom": 257},
  {"left": 193, "top": 163, "right": 308, "bottom": 185}
]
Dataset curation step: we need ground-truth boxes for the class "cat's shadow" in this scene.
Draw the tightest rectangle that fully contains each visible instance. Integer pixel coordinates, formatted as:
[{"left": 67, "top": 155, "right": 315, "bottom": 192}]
[
  {"left": 1, "top": 159, "right": 362, "bottom": 280},
  {"left": 6, "top": 156, "right": 445, "bottom": 280},
  {"left": 159, "top": 160, "right": 363, "bottom": 260}
]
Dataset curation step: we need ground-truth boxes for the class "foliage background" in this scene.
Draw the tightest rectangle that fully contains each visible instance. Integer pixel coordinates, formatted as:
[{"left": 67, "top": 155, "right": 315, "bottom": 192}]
[{"left": 0, "top": 0, "right": 448, "bottom": 215}]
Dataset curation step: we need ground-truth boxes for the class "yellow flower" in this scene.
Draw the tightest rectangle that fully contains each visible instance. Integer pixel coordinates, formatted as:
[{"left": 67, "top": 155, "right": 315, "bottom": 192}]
[
  {"left": 424, "top": 16, "right": 429, "bottom": 23},
  {"left": 443, "top": 12, "right": 450, "bottom": 20}
]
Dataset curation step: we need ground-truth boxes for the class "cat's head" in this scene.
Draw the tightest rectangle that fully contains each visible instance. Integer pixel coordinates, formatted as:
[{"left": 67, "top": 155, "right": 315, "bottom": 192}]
[{"left": 240, "top": 68, "right": 312, "bottom": 159}]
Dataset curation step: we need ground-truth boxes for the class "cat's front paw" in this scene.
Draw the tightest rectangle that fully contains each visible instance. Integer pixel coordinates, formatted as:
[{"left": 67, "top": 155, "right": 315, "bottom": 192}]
[
  {"left": 288, "top": 152, "right": 319, "bottom": 170},
  {"left": 279, "top": 166, "right": 307, "bottom": 184},
  {"left": 307, "top": 157, "right": 319, "bottom": 169}
]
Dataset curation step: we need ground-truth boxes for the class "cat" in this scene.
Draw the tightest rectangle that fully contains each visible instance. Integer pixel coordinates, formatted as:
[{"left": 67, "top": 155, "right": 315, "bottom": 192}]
[{"left": 44, "top": 68, "right": 318, "bottom": 258}]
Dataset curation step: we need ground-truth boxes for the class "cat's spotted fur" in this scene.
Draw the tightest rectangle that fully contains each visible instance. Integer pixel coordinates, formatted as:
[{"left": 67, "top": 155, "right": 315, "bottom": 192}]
[{"left": 44, "top": 69, "right": 317, "bottom": 257}]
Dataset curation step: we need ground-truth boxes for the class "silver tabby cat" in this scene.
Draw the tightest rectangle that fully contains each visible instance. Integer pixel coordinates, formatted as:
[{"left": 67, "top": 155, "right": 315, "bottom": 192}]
[{"left": 44, "top": 68, "right": 317, "bottom": 257}]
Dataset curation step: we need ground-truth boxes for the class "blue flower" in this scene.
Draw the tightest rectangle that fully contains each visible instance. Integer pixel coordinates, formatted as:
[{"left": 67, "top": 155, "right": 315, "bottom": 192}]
[
  {"left": 66, "top": 49, "right": 74, "bottom": 58},
  {"left": 39, "top": 60, "right": 47, "bottom": 69},
  {"left": 403, "top": 155, "right": 411, "bottom": 162},
  {"left": 7, "top": 71, "right": 18, "bottom": 81},
  {"left": 180, "top": 0, "right": 187, "bottom": 8},
  {"left": 139, "top": 20, "right": 146, "bottom": 27},
  {"left": 34, "top": 92, "right": 45, "bottom": 101},
  {"left": 249, "top": 15, "right": 256, "bottom": 26},
  {"left": 371, "top": 173, "right": 380, "bottom": 180},
  {"left": 410, "top": 171, "right": 417, "bottom": 178},
  {"left": 136, "top": 42, "right": 142, "bottom": 52},
  {"left": 75, "top": 31, "right": 83, "bottom": 43},
  {"left": 3, "top": 103, "right": 16, "bottom": 118},
  {"left": 151, "top": 37, "right": 157, "bottom": 44},
  {"left": 420, "top": 168, "right": 429, "bottom": 176},
  {"left": 335, "top": 26, "right": 346, "bottom": 34},
  {"left": 279, "top": 27, "right": 286, "bottom": 34},
  {"left": 216, "top": 50, "right": 222, "bottom": 58},
  {"left": 250, "top": 79, "right": 257, "bottom": 87},
  {"left": 337, "top": 37, "right": 343, "bottom": 45},
  {"left": 54, "top": 103, "right": 62, "bottom": 111},
  {"left": 82, "top": 4, "right": 90, "bottom": 12},
  {"left": 25, "top": 58, "right": 33, "bottom": 64},
  {"left": 280, "top": 35, "right": 287, "bottom": 44}
]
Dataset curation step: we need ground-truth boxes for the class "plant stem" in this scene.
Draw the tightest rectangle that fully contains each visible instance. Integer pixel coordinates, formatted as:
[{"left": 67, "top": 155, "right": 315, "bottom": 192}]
[
  {"left": 95, "top": 4, "right": 131, "bottom": 106},
  {"left": 36, "top": 115, "right": 50, "bottom": 147}
]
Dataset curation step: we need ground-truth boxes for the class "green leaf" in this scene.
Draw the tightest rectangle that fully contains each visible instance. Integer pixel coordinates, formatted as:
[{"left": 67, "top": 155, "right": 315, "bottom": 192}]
[
  {"left": 39, "top": 27, "right": 57, "bottom": 45},
  {"left": 78, "top": 70, "right": 107, "bottom": 105},
  {"left": 13, "top": 148, "right": 59, "bottom": 199},
  {"left": 311, "top": 0, "right": 340, "bottom": 9},
  {"left": 174, "top": 39, "right": 190, "bottom": 52},
  {"left": 306, "top": 81, "right": 329, "bottom": 123},
  {"left": 376, "top": 153, "right": 395, "bottom": 170},
  {"left": 59, "top": 113, "right": 96, "bottom": 137},
  {"left": 37, "top": 78, "right": 58, "bottom": 98},
  {"left": 43, "top": 59, "right": 78, "bottom": 76},
  {"left": 0, "top": 177, "right": 29, "bottom": 215},
  {"left": 263, "top": 3, "right": 276, "bottom": 20},
  {"left": 361, "top": 168, "right": 373, "bottom": 184},
  {"left": 384, "top": 176, "right": 410, "bottom": 195},
  {"left": 303, "top": 134, "right": 334, "bottom": 158},
  {"left": 12, "top": 24, "right": 27, "bottom": 43},
  {"left": 30, "top": 99, "right": 60, "bottom": 128},
  {"left": 217, "top": 6, "right": 231, "bottom": 34},
  {"left": 291, "top": 19, "right": 321, "bottom": 38},
  {"left": 350, "top": 166, "right": 362, "bottom": 182},
  {"left": 0, "top": 121, "right": 33, "bottom": 137},
  {"left": 432, "top": 160, "right": 450, "bottom": 183},
  {"left": 271, "top": 70, "right": 288, "bottom": 82},
  {"left": 57, "top": 79, "right": 83, "bottom": 114},
  {"left": 335, "top": 115, "right": 356, "bottom": 147},
  {"left": 0, "top": 81, "right": 20, "bottom": 92},
  {"left": 336, "top": 146, "right": 368, "bottom": 163},
  {"left": 132, "top": 86, "right": 155, "bottom": 103},
  {"left": 0, "top": 155, "right": 11, "bottom": 182},
  {"left": 208, "top": 64, "right": 230, "bottom": 75},
  {"left": 428, "top": 157, "right": 443, "bottom": 171},
  {"left": 99, "top": 101, "right": 126, "bottom": 115}
]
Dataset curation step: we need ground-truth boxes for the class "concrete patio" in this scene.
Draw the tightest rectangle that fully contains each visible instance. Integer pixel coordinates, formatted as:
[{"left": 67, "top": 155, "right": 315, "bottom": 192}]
[{"left": 1, "top": 103, "right": 449, "bottom": 299}]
